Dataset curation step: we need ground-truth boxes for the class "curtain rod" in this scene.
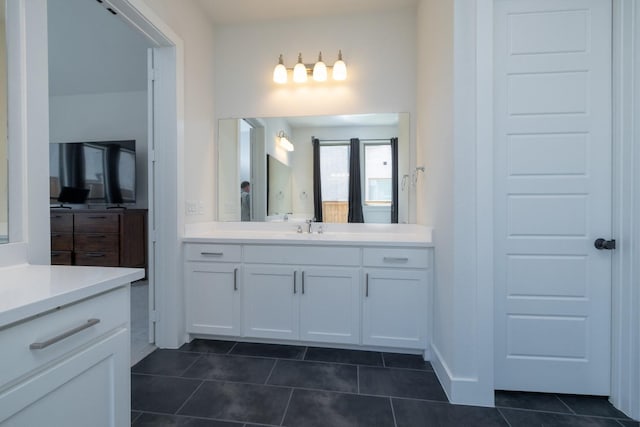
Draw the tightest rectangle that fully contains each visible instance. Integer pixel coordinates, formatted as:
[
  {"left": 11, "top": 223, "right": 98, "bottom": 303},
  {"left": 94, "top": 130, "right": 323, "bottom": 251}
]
[{"left": 313, "top": 138, "right": 395, "bottom": 143}]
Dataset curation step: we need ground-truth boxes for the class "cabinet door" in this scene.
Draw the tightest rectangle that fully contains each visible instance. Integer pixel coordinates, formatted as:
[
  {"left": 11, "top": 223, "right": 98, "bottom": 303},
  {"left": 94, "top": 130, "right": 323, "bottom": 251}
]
[
  {"left": 362, "top": 269, "right": 428, "bottom": 349},
  {"left": 243, "top": 265, "right": 298, "bottom": 340},
  {"left": 186, "top": 262, "right": 241, "bottom": 336},
  {"left": 299, "top": 267, "right": 360, "bottom": 344},
  {"left": 0, "top": 328, "right": 129, "bottom": 427}
]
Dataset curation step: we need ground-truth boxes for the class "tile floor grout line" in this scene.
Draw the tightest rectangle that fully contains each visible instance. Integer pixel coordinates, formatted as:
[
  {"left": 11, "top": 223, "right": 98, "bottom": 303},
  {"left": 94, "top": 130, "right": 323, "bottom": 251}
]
[
  {"left": 178, "top": 354, "right": 204, "bottom": 377},
  {"left": 134, "top": 409, "right": 268, "bottom": 426},
  {"left": 280, "top": 388, "right": 295, "bottom": 426},
  {"left": 357, "top": 365, "right": 361, "bottom": 394},
  {"left": 389, "top": 397, "right": 398, "bottom": 427},
  {"left": 172, "top": 379, "right": 206, "bottom": 416},
  {"left": 264, "top": 359, "right": 279, "bottom": 385},
  {"left": 496, "top": 407, "right": 514, "bottom": 427},
  {"left": 382, "top": 352, "right": 387, "bottom": 367},
  {"left": 496, "top": 406, "right": 633, "bottom": 422},
  {"left": 302, "top": 346, "right": 309, "bottom": 360},
  {"left": 555, "top": 394, "right": 577, "bottom": 415}
]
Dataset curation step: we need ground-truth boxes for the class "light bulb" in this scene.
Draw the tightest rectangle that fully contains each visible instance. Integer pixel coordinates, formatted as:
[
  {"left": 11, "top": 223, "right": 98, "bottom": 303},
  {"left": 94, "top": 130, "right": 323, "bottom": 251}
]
[
  {"left": 313, "top": 51, "right": 327, "bottom": 82},
  {"left": 293, "top": 53, "right": 308, "bottom": 83},
  {"left": 273, "top": 54, "right": 287, "bottom": 84},
  {"left": 332, "top": 50, "right": 347, "bottom": 81}
]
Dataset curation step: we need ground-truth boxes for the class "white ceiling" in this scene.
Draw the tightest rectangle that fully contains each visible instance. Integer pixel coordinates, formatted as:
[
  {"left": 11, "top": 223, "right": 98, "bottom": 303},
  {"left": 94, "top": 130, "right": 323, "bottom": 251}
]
[
  {"left": 196, "top": 0, "right": 418, "bottom": 24},
  {"left": 48, "top": 0, "right": 152, "bottom": 96}
]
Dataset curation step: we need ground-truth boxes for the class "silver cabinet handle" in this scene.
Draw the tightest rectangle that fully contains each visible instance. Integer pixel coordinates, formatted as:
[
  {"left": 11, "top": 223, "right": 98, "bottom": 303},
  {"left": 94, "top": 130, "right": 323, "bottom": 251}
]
[
  {"left": 302, "top": 271, "right": 305, "bottom": 295},
  {"left": 30, "top": 319, "right": 100, "bottom": 350},
  {"left": 201, "top": 252, "right": 223, "bottom": 257},
  {"left": 293, "top": 271, "right": 297, "bottom": 294},
  {"left": 383, "top": 257, "right": 409, "bottom": 263},
  {"left": 233, "top": 268, "right": 238, "bottom": 291},
  {"left": 365, "top": 273, "right": 369, "bottom": 297}
]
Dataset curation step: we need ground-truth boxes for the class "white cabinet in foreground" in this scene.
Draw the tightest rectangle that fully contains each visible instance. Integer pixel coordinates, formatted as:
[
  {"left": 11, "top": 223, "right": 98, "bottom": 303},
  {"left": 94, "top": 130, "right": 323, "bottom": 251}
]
[{"left": 0, "top": 286, "right": 130, "bottom": 427}]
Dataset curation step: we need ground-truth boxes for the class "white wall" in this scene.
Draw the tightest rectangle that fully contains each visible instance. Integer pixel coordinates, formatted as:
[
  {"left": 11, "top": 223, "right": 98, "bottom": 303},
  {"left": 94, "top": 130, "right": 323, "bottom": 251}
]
[
  {"left": 49, "top": 91, "right": 148, "bottom": 208},
  {"left": 143, "top": 0, "right": 216, "bottom": 224},
  {"left": 0, "top": 17, "right": 7, "bottom": 232},
  {"left": 213, "top": 9, "right": 417, "bottom": 219}
]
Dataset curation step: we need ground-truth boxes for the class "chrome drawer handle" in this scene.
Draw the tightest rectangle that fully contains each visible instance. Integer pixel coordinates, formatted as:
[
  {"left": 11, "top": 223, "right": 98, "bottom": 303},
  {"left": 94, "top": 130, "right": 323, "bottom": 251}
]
[
  {"left": 365, "top": 273, "right": 369, "bottom": 297},
  {"left": 201, "top": 252, "right": 223, "bottom": 257},
  {"left": 30, "top": 319, "right": 101, "bottom": 350},
  {"left": 233, "top": 268, "right": 238, "bottom": 291},
  {"left": 383, "top": 257, "right": 409, "bottom": 263}
]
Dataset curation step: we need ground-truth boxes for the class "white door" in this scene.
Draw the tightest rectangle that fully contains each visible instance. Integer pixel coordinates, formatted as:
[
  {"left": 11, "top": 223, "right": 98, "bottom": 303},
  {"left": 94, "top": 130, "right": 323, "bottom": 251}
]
[
  {"left": 242, "top": 265, "right": 299, "bottom": 340},
  {"left": 494, "top": 0, "right": 612, "bottom": 394},
  {"left": 185, "top": 263, "right": 241, "bottom": 336},
  {"left": 298, "top": 267, "right": 360, "bottom": 344},
  {"left": 362, "top": 269, "right": 427, "bottom": 349}
]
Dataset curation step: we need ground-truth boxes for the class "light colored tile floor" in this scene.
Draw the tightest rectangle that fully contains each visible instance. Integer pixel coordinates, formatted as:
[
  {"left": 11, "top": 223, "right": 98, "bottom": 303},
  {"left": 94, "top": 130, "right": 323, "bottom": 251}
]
[{"left": 131, "top": 280, "right": 156, "bottom": 365}]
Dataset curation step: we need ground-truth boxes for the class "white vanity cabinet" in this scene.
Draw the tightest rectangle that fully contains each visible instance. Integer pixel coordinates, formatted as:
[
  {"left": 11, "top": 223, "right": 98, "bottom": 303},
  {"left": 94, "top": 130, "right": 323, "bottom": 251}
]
[
  {"left": 0, "top": 285, "right": 131, "bottom": 427},
  {"left": 185, "top": 244, "right": 241, "bottom": 336},
  {"left": 242, "top": 245, "right": 361, "bottom": 344},
  {"left": 362, "top": 248, "right": 431, "bottom": 349}
]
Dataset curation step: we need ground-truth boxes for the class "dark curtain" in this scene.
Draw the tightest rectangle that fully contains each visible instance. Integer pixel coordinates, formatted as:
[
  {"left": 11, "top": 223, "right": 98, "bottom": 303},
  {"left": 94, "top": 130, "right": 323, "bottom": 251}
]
[
  {"left": 312, "top": 138, "right": 323, "bottom": 222},
  {"left": 348, "top": 138, "right": 364, "bottom": 223},
  {"left": 391, "top": 137, "right": 399, "bottom": 223}
]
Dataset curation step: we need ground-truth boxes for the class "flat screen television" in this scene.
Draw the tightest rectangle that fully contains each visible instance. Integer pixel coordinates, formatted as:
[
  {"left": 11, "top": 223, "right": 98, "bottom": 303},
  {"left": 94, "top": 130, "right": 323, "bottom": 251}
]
[{"left": 49, "top": 140, "right": 136, "bottom": 205}]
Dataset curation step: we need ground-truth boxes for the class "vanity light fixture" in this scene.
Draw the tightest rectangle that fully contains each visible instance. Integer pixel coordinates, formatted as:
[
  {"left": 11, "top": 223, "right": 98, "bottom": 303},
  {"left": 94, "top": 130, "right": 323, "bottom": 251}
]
[
  {"left": 273, "top": 51, "right": 347, "bottom": 84},
  {"left": 278, "top": 131, "right": 295, "bottom": 152}
]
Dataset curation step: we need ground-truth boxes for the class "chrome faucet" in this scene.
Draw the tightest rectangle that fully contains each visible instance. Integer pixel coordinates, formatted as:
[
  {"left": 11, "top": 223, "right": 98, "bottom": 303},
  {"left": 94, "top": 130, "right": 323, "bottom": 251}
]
[{"left": 306, "top": 218, "right": 315, "bottom": 233}]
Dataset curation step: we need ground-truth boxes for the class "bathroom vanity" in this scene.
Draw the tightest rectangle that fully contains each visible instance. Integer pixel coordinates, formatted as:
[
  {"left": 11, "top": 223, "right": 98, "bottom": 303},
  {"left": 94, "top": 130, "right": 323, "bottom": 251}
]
[
  {"left": 0, "top": 264, "right": 143, "bottom": 426},
  {"left": 183, "top": 222, "right": 434, "bottom": 357}
]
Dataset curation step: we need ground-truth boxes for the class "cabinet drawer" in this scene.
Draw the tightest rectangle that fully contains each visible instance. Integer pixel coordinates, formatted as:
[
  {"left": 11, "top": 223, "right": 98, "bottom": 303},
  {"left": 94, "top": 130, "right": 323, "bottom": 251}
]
[
  {"left": 74, "top": 233, "right": 119, "bottom": 252},
  {"left": 51, "top": 233, "right": 73, "bottom": 251},
  {"left": 50, "top": 251, "right": 72, "bottom": 265},
  {"left": 74, "top": 213, "right": 119, "bottom": 233},
  {"left": 185, "top": 244, "right": 242, "bottom": 262},
  {"left": 50, "top": 212, "right": 73, "bottom": 233},
  {"left": 244, "top": 245, "right": 360, "bottom": 266},
  {"left": 362, "top": 248, "right": 430, "bottom": 269},
  {"left": 0, "top": 286, "right": 128, "bottom": 388},
  {"left": 75, "top": 251, "right": 119, "bottom": 267}
]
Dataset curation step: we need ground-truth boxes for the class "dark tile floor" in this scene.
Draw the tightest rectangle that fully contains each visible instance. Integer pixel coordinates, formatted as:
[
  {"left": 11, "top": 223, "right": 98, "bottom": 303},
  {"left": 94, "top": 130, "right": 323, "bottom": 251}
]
[{"left": 131, "top": 340, "right": 639, "bottom": 427}]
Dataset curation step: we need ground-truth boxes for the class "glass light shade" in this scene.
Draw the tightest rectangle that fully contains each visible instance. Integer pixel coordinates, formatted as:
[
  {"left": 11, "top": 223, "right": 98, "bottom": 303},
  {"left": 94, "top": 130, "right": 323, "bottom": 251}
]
[
  {"left": 313, "top": 52, "right": 327, "bottom": 82},
  {"left": 273, "top": 54, "right": 287, "bottom": 84},
  {"left": 293, "top": 53, "right": 307, "bottom": 83},
  {"left": 279, "top": 136, "right": 294, "bottom": 152},
  {"left": 332, "top": 50, "right": 347, "bottom": 81},
  {"left": 273, "top": 63, "right": 287, "bottom": 84},
  {"left": 332, "top": 59, "right": 347, "bottom": 81}
]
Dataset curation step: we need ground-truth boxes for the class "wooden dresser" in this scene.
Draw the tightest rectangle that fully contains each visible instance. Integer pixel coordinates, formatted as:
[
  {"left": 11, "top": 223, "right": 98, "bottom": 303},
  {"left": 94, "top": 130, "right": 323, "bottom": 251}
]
[{"left": 50, "top": 209, "right": 147, "bottom": 270}]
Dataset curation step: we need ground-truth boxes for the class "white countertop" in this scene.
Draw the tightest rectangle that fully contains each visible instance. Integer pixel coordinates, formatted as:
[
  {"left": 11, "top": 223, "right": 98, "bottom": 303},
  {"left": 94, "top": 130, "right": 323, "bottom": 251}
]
[
  {"left": 0, "top": 264, "right": 144, "bottom": 328},
  {"left": 183, "top": 222, "right": 434, "bottom": 247}
]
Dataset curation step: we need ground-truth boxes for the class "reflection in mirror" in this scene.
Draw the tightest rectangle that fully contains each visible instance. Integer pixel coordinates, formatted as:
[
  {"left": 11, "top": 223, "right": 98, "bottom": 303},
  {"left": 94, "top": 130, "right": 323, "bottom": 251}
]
[
  {"left": 217, "top": 113, "right": 410, "bottom": 224},
  {"left": 0, "top": 0, "right": 7, "bottom": 243},
  {"left": 267, "top": 154, "right": 292, "bottom": 218}
]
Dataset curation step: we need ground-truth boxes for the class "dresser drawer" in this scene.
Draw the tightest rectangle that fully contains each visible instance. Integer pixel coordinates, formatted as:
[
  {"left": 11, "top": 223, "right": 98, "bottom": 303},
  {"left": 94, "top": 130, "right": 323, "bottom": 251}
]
[
  {"left": 243, "top": 245, "right": 360, "bottom": 266},
  {"left": 0, "top": 286, "right": 128, "bottom": 388},
  {"left": 50, "top": 251, "right": 72, "bottom": 265},
  {"left": 362, "top": 247, "right": 430, "bottom": 269},
  {"left": 51, "top": 233, "right": 73, "bottom": 251},
  {"left": 74, "top": 213, "right": 119, "bottom": 233},
  {"left": 74, "top": 233, "right": 119, "bottom": 252},
  {"left": 50, "top": 212, "right": 73, "bottom": 233},
  {"left": 74, "top": 251, "right": 119, "bottom": 267},
  {"left": 185, "top": 243, "right": 242, "bottom": 263}
]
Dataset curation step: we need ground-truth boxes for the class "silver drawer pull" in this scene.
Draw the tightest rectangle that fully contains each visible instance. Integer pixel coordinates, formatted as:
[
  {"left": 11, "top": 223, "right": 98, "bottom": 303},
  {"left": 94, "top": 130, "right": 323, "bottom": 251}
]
[
  {"left": 233, "top": 268, "right": 238, "bottom": 291},
  {"left": 201, "top": 252, "right": 223, "bottom": 257},
  {"left": 365, "top": 273, "right": 369, "bottom": 297},
  {"left": 383, "top": 257, "right": 409, "bottom": 263},
  {"left": 30, "top": 318, "right": 101, "bottom": 350}
]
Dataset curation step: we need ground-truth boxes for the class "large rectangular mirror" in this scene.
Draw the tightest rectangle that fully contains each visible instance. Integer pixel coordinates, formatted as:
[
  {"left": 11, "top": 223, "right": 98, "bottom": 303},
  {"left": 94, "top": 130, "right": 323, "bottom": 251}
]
[
  {"left": 0, "top": 0, "right": 7, "bottom": 243},
  {"left": 217, "top": 113, "right": 411, "bottom": 224}
]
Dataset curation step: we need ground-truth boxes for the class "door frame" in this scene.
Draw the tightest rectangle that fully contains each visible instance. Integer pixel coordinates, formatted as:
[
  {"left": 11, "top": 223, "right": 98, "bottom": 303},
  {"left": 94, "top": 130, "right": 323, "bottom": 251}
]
[
  {"left": 472, "top": 0, "right": 639, "bottom": 418},
  {"left": 102, "top": 0, "right": 186, "bottom": 349}
]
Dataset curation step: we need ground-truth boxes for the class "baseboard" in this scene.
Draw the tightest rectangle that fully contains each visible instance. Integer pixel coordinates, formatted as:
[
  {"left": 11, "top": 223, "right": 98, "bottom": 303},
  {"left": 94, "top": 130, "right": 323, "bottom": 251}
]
[{"left": 430, "top": 342, "right": 494, "bottom": 407}]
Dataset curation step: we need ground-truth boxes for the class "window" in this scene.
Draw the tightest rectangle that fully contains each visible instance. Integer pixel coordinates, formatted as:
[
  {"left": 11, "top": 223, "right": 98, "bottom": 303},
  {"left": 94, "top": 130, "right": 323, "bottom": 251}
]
[
  {"left": 363, "top": 143, "right": 392, "bottom": 205},
  {"left": 320, "top": 144, "right": 349, "bottom": 222}
]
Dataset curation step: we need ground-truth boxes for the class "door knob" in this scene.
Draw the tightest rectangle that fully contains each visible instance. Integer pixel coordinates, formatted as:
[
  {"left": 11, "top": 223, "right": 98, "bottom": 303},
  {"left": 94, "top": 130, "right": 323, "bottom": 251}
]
[{"left": 594, "top": 238, "right": 616, "bottom": 250}]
